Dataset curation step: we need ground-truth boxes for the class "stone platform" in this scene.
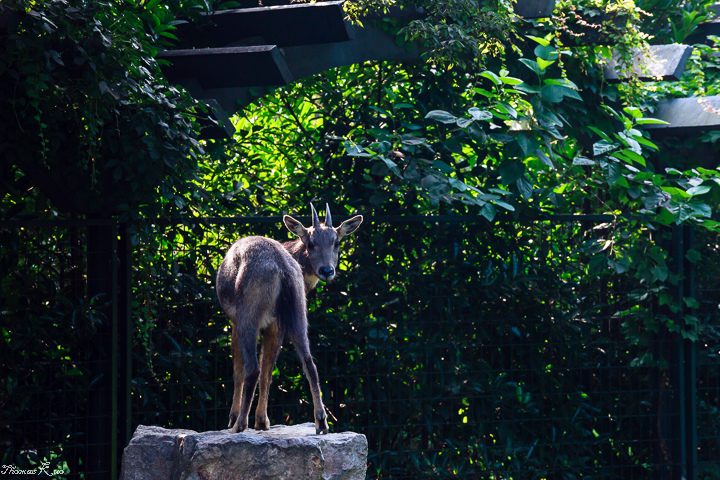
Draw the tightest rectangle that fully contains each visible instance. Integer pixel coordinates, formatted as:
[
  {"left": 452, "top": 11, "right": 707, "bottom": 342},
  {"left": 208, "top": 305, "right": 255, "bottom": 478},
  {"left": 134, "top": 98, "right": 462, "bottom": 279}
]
[{"left": 120, "top": 423, "right": 368, "bottom": 480}]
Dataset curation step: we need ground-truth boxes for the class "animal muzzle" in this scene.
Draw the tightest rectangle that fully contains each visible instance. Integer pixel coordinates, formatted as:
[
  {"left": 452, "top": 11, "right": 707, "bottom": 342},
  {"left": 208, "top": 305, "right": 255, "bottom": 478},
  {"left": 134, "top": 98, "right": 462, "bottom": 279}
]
[{"left": 318, "top": 266, "right": 335, "bottom": 281}]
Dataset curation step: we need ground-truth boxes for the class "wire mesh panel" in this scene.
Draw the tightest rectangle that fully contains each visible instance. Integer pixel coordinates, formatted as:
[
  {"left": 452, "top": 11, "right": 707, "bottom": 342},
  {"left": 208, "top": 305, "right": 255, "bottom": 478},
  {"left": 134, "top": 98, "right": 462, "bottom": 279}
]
[
  {"left": 127, "top": 217, "right": 706, "bottom": 479},
  {"left": 695, "top": 229, "right": 720, "bottom": 478},
  {"left": 3, "top": 217, "right": 717, "bottom": 479},
  {"left": 129, "top": 219, "right": 285, "bottom": 432},
  {"left": 0, "top": 222, "right": 114, "bottom": 480}
]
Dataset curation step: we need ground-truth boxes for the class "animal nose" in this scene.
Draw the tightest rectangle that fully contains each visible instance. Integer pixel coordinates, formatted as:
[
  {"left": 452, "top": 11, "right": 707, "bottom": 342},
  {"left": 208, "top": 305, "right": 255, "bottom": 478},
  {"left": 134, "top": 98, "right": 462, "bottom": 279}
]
[{"left": 319, "top": 267, "right": 335, "bottom": 279}]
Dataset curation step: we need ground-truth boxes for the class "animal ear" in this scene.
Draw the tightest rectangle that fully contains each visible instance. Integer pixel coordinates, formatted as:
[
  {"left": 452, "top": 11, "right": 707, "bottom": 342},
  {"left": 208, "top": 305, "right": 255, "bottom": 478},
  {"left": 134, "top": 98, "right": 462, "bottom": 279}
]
[
  {"left": 284, "top": 215, "right": 308, "bottom": 241},
  {"left": 336, "top": 215, "right": 363, "bottom": 239}
]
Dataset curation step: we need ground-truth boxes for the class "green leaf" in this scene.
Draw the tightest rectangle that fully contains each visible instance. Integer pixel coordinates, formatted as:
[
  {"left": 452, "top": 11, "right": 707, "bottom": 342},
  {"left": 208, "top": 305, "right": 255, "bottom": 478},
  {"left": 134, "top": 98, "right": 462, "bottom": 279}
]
[
  {"left": 537, "top": 58, "right": 555, "bottom": 71},
  {"left": 667, "top": 200, "right": 712, "bottom": 223},
  {"left": 593, "top": 140, "right": 618, "bottom": 156},
  {"left": 534, "top": 44, "right": 559, "bottom": 62},
  {"left": 635, "top": 136, "right": 659, "bottom": 150},
  {"left": 493, "top": 199, "right": 515, "bottom": 211},
  {"left": 468, "top": 107, "right": 492, "bottom": 121},
  {"left": 616, "top": 149, "right": 646, "bottom": 166},
  {"left": 685, "top": 249, "right": 702, "bottom": 263},
  {"left": 480, "top": 203, "right": 497, "bottom": 221},
  {"left": 344, "top": 141, "right": 371, "bottom": 157},
  {"left": 517, "top": 176, "right": 534, "bottom": 199},
  {"left": 456, "top": 117, "right": 474, "bottom": 128},
  {"left": 540, "top": 84, "right": 580, "bottom": 103},
  {"left": 495, "top": 102, "right": 518, "bottom": 119},
  {"left": 662, "top": 186, "right": 691, "bottom": 198},
  {"left": 449, "top": 177, "right": 468, "bottom": 191},
  {"left": 499, "top": 76, "right": 523, "bottom": 85},
  {"left": 514, "top": 83, "right": 540, "bottom": 94},
  {"left": 480, "top": 70, "right": 501, "bottom": 85},
  {"left": 519, "top": 58, "right": 543, "bottom": 75},
  {"left": 588, "top": 126, "right": 612, "bottom": 142},
  {"left": 433, "top": 160, "right": 454, "bottom": 174},
  {"left": 516, "top": 134, "right": 538, "bottom": 156},
  {"left": 425, "top": 110, "right": 457, "bottom": 124},
  {"left": 651, "top": 265, "right": 669, "bottom": 282},
  {"left": 606, "top": 162, "right": 623, "bottom": 186},
  {"left": 636, "top": 117, "right": 669, "bottom": 125},
  {"left": 526, "top": 35, "right": 551, "bottom": 47},
  {"left": 686, "top": 185, "right": 711, "bottom": 196},
  {"left": 535, "top": 149, "right": 554, "bottom": 169},
  {"left": 499, "top": 161, "right": 525, "bottom": 186},
  {"left": 623, "top": 106, "right": 643, "bottom": 118},
  {"left": 573, "top": 156, "right": 596, "bottom": 166},
  {"left": 684, "top": 297, "right": 700, "bottom": 309},
  {"left": 467, "top": 125, "right": 488, "bottom": 144}
]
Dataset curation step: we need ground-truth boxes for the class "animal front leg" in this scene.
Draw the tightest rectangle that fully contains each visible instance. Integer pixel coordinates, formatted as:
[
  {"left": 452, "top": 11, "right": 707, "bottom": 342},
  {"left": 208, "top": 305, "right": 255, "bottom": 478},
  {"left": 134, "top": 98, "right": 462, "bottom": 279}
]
[
  {"left": 291, "top": 332, "right": 329, "bottom": 434},
  {"left": 255, "top": 324, "right": 283, "bottom": 430}
]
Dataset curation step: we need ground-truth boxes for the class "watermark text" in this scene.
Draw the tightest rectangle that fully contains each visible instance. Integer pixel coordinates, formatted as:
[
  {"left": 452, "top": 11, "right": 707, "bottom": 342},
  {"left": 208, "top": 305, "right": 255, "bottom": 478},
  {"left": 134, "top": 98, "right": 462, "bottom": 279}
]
[{"left": 1, "top": 463, "right": 65, "bottom": 476}]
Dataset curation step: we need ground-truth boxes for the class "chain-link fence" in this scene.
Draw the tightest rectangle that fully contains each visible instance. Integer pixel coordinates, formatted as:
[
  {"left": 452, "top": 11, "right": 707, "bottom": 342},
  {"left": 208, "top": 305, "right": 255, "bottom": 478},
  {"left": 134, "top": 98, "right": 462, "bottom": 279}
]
[{"left": 1, "top": 217, "right": 719, "bottom": 479}]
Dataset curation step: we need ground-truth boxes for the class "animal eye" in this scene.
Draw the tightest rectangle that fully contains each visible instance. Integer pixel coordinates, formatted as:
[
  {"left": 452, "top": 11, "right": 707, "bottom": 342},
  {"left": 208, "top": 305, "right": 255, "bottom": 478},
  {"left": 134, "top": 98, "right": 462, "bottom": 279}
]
[
  {"left": 334, "top": 240, "right": 340, "bottom": 248},
  {"left": 307, "top": 241, "right": 315, "bottom": 250}
]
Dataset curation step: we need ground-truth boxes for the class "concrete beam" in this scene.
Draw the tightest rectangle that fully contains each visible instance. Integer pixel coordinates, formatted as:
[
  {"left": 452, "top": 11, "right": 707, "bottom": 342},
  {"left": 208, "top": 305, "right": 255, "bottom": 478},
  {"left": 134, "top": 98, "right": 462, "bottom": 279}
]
[
  {"left": 173, "top": 0, "right": 348, "bottom": 49},
  {"left": 644, "top": 96, "right": 720, "bottom": 135},
  {"left": 603, "top": 44, "right": 693, "bottom": 83},
  {"left": 158, "top": 46, "right": 292, "bottom": 89}
]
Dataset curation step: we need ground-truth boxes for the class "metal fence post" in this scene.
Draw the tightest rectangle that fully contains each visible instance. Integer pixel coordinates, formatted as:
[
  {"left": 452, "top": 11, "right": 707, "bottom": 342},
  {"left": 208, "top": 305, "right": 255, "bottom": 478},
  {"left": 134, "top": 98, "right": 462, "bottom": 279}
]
[
  {"left": 671, "top": 224, "right": 698, "bottom": 480},
  {"left": 86, "top": 222, "right": 118, "bottom": 480},
  {"left": 117, "top": 222, "right": 133, "bottom": 470}
]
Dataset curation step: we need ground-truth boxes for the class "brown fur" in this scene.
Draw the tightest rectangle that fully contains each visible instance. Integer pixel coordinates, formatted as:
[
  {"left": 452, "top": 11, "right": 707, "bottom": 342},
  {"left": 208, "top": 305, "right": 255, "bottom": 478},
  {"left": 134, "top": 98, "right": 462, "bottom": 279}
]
[{"left": 216, "top": 204, "right": 362, "bottom": 434}]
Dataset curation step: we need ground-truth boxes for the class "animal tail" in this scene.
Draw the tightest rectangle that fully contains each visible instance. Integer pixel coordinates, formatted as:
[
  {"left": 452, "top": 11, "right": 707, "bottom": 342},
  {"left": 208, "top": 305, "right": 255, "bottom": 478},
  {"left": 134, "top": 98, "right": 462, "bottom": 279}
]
[{"left": 276, "top": 272, "right": 306, "bottom": 339}]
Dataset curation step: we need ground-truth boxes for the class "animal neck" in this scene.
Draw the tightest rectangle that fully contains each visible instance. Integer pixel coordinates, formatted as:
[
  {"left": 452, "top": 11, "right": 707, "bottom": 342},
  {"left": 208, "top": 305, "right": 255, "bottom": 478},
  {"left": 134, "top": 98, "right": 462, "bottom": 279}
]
[{"left": 282, "top": 239, "right": 319, "bottom": 292}]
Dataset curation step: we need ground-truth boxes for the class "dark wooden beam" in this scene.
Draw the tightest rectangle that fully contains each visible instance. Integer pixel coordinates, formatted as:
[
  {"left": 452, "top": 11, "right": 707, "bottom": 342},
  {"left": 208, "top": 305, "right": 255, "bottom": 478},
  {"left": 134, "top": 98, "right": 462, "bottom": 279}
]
[
  {"left": 644, "top": 96, "right": 720, "bottom": 135},
  {"left": 514, "top": 0, "right": 555, "bottom": 19},
  {"left": 603, "top": 44, "right": 693, "bottom": 83},
  {"left": 174, "top": 0, "right": 348, "bottom": 49},
  {"left": 697, "top": 19, "right": 720, "bottom": 38},
  {"left": 158, "top": 46, "right": 292, "bottom": 89},
  {"left": 0, "top": 5, "right": 20, "bottom": 32},
  {"left": 159, "top": 0, "right": 557, "bottom": 113}
]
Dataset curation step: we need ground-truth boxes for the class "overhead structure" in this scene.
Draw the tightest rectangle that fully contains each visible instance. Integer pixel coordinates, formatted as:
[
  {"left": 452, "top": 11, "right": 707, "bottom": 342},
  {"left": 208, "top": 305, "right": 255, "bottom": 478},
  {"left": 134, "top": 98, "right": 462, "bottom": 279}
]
[
  {"left": 158, "top": 0, "right": 558, "bottom": 139},
  {"left": 602, "top": 44, "right": 693, "bottom": 83},
  {"left": 158, "top": 0, "right": 719, "bottom": 139}
]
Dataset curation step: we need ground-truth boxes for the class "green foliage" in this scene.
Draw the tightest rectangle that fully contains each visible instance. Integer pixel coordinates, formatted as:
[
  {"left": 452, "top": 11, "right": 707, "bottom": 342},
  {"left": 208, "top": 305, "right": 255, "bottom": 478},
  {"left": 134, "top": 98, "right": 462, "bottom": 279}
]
[
  {"left": 0, "top": 0, "right": 206, "bottom": 220},
  {"left": 0, "top": 225, "right": 107, "bottom": 475},
  {"left": 2, "top": 0, "right": 720, "bottom": 477}
]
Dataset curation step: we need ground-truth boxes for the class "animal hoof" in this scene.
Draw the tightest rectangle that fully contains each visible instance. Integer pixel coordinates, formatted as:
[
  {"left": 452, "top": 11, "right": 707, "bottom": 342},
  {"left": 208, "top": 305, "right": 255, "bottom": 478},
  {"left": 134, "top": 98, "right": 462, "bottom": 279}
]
[
  {"left": 232, "top": 419, "right": 248, "bottom": 433},
  {"left": 315, "top": 417, "right": 329, "bottom": 435},
  {"left": 228, "top": 412, "right": 239, "bottom": 428},
  {"left": 254, "top": 417, "right": 270, "bottom": 430}
]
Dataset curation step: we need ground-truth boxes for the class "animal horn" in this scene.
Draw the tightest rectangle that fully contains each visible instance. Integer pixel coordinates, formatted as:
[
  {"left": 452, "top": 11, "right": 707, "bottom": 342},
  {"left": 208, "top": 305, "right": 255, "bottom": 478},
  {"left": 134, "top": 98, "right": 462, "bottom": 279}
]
[
  {"left": 311, "top": 203, "right": 320, "bottom": 228},
  {"left": 325, "top": 203, "right": 332, "bottom": 227}
]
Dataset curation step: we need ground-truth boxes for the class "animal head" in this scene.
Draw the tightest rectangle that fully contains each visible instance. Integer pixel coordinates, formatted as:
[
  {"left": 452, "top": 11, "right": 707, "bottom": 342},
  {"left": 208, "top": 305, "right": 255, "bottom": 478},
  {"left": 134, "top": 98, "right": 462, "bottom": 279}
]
[{"left": 283, "top": 203, "right": 363, "bottom": 282}]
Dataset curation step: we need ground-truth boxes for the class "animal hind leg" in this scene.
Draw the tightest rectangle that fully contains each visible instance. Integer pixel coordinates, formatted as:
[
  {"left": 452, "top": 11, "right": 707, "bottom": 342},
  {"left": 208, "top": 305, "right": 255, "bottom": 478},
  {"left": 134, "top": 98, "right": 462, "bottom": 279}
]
[
  {"left": 255, "top": 323, "right": 284, "bottom": 430},
  {"left": 289, "top": 328, "right": 329, "bottom": 434},
  {"left": 228, "top": 324, "right": 245, "bottom": 428},
  {"left": 232, "top": 326, "right": 260, "bottom": 433}
]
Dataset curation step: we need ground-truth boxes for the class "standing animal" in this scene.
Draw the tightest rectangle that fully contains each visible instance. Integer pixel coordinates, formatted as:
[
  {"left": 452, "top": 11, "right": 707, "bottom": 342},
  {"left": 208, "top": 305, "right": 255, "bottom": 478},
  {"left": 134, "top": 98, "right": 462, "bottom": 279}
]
[{"left": 216, "top": 204, "right": 363, "bottom": 434}]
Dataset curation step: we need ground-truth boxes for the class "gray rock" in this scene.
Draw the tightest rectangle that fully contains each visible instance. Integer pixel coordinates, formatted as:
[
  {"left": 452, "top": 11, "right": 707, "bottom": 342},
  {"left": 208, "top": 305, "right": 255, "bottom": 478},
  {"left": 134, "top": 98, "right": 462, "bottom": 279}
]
[{"left": 120, "top": 423, "right": 368, "bottom": 480}]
